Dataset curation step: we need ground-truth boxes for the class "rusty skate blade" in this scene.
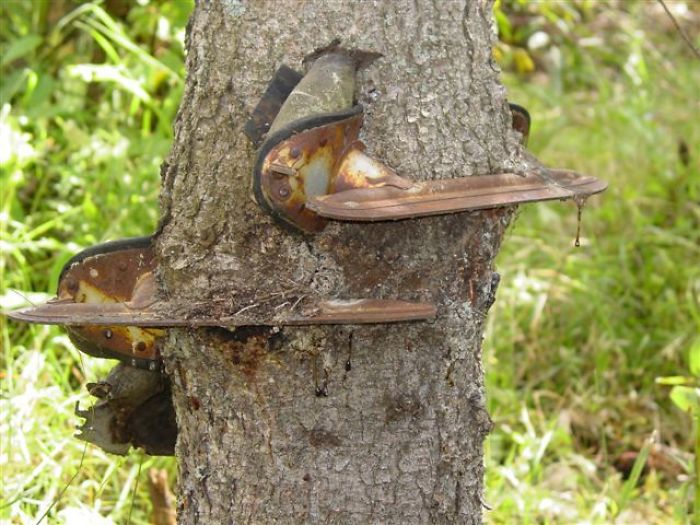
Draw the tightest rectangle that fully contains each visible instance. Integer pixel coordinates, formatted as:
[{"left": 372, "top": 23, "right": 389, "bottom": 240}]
[
  {"left": 308, "top": 169, "right": 608, "bottom": 221},
  {"left": 7, "top": 298, "right": 437, "bottom": 326},
  {"left": 3, "top": 236, "right": 437, "bottom": 366},
  {"left": 5, "top": 236, "right": 166, "bottom": 365}
]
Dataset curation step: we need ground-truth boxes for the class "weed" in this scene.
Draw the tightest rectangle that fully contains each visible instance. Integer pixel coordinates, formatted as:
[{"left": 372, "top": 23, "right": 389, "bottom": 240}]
[
  {"left": 487, "top": 1, "right": 700, "bottom": 523},
  {"left": 1, "top": 1, "right": 190, "bottom": 522}
]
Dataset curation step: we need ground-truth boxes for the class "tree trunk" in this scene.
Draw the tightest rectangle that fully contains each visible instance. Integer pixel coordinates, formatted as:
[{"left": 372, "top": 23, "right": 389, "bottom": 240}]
[{"left": 157, "top": 0, "right": 522, "bottom": 523}]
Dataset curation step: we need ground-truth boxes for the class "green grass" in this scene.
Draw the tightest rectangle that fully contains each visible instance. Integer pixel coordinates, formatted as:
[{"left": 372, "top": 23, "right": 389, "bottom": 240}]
[
  {"left": 485, "top": 2, "right": 700, "bottom": 523},
  {"left": 1, "top": 1, "right": 189, "bottom": 523},
  {"left": 1, "top": 1, "right": 699, "bottom": 523}
]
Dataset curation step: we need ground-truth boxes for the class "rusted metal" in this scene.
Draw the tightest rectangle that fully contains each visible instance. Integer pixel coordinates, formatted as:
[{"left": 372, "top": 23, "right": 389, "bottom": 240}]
[
  {"left": 5, "top": 235, "right": 437, "bottom": 367},
  {"left": 288, "top": 299, "right": 436, "bottom": 324},
  {"left": 255, "top": 106, "right": 413, "bottom": 232},
  {"left": 45, "top": 237, "right": 164, "bottom": 368},
  {"left": 6, "top": 236, "right": 436, "bottom": 364},
  {"left": 309, "top": 168, "right": 608, "bottom": 221},
  {"left": 251, "top": 49, "right": 604, "bottom": 233},
  {"left": 254, "top": 105, "right": 606, "bottom": 231},
  {"left": 9, "top": 295, "right": 436, "bottom": 327}
]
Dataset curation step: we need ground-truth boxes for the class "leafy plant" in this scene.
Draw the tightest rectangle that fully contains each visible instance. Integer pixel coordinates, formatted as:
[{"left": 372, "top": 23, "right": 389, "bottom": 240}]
[
  {"left": 2, "top": 1, "right": 191, "bottom": 522},
  {"left": 487, "top": 1, "right": 700, "bottom": 523},
  {"left": 657, "top": 336, "right": 700, "bottom": 521}
]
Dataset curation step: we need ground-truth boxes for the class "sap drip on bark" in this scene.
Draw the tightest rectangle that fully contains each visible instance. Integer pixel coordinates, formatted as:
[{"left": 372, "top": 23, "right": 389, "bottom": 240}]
[
  {"left": 574, "top": 195, "right": 589, "bottom": 248},
  {"left": 345, "top": 332, "right": 353, "bottom": 372}
]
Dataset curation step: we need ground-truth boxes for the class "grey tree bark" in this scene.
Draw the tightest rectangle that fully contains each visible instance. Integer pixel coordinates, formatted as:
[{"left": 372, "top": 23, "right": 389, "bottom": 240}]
[{"left": 156, "top": 0, "right": 523, "bottom": 523}]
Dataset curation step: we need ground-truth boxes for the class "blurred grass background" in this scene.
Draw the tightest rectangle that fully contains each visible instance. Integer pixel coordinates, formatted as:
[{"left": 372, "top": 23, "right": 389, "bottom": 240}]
[{"left": 1, "top": 0, "right": 698, "bottom": 523}]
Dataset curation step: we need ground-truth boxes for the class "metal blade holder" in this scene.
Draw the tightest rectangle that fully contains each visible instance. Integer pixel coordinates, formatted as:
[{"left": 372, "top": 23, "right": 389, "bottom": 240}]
[{"left": 252, "top": 50, "right": 607, "bottom": 233}]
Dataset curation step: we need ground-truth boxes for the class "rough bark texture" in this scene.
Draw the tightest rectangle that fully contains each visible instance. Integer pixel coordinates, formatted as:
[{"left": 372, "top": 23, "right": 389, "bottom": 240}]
[{"left": 156, "top": 0, "right": 524, "bottom": 523}]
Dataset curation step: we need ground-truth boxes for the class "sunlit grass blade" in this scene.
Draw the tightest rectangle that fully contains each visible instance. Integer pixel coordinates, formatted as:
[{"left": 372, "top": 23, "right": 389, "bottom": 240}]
[
  {"left": 33, "top": 441, "right": 88, "bottom": 525},
  {"left": 616, "top": 433, "right": 654, "bottom": 515}
]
